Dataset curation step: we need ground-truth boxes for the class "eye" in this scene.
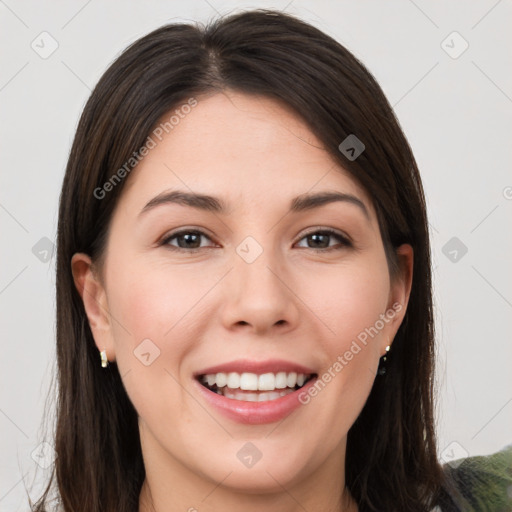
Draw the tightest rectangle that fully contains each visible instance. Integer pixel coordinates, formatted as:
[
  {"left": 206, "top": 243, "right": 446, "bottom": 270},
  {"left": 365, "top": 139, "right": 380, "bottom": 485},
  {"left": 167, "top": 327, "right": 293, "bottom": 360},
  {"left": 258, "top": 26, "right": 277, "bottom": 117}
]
[
  {"left": 160, "top": 228, "right": 352, "bottom": 253},
  {"left": 294, "top": 229, "right": 352, "bottom": 252},
  {"left": 161, "top": 229, "right": 216, "bottom": 252}
]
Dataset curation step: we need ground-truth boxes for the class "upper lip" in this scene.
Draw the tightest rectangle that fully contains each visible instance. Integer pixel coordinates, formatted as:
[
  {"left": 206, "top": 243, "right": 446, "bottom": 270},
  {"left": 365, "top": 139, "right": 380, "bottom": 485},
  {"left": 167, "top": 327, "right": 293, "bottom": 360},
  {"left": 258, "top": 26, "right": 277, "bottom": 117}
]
[{"left": 193, "top": 359, "right": 317, "bottom": 377}]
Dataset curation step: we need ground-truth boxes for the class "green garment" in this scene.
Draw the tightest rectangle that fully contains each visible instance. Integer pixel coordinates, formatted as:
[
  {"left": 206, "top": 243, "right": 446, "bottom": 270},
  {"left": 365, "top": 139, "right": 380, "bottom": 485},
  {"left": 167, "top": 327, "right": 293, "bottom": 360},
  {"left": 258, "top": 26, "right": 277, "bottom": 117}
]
[{"left": 439, "top": 443, "right": 512, "bottom": 511}]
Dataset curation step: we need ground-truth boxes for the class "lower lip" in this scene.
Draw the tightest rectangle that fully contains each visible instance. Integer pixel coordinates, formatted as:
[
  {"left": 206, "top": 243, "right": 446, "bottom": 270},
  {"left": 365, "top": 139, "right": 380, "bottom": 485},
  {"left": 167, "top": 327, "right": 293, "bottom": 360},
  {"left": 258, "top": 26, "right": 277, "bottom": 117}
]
[{"left": 193, "top": 376, "right": 318, "bottom": 425}]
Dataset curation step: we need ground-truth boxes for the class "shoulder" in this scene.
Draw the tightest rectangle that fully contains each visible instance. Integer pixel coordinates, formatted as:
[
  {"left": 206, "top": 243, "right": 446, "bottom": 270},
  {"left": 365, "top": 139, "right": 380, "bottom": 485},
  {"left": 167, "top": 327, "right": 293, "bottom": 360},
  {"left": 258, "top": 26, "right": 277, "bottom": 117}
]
[{"left": 434, "top": 443, "right": 512, "bottom": 511}]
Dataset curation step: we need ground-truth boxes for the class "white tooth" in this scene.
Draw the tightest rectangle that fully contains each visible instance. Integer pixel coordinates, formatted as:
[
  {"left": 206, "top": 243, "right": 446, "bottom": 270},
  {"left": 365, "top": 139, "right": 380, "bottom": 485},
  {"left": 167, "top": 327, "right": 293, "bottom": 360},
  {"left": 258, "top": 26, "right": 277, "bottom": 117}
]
[
  {"left": 258, "top": 373, "right": 275, "bottom": 391},
  {"left": 275, "top": 372, "right": 288, "bottom": 389},
  {"left": 208, "top": 371, "right": 309, "bottom": 392},
  {"left": 220, "top": 387, "right": 295, "bottom": 402},
  {"left": 287, "top": 372, "right": 297, "bottom": 388},
  {"left": 227, "top": 372, "right": 240, "bottom": 389},
  {"left": 220, "top": 388, "right": 259, "bottom": 402},
  {"left": 216, "top": 372, "right": 227, "bottom": 388},
  {"left": 221, "top": 387, "right": 237, "bottom": 400},
  {"left": 240, "top": 373, "right": 259, "bottom": 391},
  {"left": 258, "top": 391, "right": 281, "bottom": 402}
]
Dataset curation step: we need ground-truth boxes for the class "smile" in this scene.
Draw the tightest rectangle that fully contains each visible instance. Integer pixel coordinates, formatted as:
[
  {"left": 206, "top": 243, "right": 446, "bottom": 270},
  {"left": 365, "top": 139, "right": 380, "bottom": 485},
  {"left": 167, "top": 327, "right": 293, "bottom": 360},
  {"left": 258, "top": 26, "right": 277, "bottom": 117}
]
[{"left": 197, "top": 371, "right": 316, "bottom": 402}]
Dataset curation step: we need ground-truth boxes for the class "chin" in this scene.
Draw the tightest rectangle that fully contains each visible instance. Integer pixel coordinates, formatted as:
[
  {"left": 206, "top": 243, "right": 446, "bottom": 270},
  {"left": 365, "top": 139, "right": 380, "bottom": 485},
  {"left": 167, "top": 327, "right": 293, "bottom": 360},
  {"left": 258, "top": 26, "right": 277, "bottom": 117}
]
[{"left": 196, "top": 443, "right": 312, "bottom": 493}]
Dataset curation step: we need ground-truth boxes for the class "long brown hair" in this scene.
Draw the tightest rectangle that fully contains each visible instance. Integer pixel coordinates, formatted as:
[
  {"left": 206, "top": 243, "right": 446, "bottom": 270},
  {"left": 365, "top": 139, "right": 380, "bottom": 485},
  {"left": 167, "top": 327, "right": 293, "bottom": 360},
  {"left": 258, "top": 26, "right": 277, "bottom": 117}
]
[{"left": 30, "top": 8, "right": 462, "bottom": 511}]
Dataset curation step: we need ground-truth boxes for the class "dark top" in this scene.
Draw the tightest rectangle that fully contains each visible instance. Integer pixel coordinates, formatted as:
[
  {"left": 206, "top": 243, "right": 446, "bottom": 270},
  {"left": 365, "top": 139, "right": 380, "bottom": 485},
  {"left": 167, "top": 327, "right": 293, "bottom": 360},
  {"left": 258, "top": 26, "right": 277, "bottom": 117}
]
[{"left": 434, "top": 443, "right": 512, "bottom": 511}]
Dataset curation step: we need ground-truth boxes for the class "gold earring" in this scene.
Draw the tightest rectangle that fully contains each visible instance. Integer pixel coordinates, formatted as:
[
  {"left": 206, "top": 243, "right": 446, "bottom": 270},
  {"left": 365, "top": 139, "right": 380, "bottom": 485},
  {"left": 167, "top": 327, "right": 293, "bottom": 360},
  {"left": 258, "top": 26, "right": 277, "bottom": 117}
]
[
  {"left": 377, "top": 343, "right": 391, "bottom": 376},
  {"left": 100, "top": 349, "right": 108, "bottom": 368}
]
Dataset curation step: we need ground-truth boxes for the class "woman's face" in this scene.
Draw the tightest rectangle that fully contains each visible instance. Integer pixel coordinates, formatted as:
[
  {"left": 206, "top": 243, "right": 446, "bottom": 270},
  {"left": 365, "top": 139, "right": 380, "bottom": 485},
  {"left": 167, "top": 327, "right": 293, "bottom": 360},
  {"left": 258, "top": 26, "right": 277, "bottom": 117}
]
[{"left": 73, "top": 90, "right": 412, "bottom": 497}]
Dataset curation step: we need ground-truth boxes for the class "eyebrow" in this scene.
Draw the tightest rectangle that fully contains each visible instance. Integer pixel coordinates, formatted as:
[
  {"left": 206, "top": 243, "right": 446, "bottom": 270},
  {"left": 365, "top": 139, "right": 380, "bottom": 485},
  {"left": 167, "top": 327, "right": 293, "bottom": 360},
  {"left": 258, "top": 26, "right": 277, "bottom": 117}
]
[{"left": 139, "top": 189, "right": 370, "bottom": 219}]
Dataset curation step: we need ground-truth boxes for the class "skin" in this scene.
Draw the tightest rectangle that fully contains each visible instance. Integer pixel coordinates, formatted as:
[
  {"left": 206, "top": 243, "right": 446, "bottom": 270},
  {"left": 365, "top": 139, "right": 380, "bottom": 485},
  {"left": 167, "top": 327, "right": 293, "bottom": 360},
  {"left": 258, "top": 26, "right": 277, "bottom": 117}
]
[{"left": 72, "top": 90, "right": 413, "bottom": 512}]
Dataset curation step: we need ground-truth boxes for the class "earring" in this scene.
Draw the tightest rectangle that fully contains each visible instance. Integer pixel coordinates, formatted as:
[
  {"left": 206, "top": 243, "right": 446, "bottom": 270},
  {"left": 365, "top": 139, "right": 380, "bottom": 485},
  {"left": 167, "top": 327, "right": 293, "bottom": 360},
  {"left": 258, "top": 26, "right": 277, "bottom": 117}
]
[
  {"left": 377, "top": 344, "right": 390, "bottom": 376},
  {"left": 100, "top": 349, "right": 108, "bottom": 368}
]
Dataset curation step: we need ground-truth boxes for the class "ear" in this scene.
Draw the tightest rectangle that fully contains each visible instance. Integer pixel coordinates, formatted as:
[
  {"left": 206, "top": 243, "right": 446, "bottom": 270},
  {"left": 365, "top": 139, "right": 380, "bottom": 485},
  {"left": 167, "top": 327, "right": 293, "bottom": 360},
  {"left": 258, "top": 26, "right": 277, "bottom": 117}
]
[
  {"left": 71, "top": 253, "right": 116, "bottom": 363},
  {"left": 381, "top": 243, "right": 414, "bottom": 355}
]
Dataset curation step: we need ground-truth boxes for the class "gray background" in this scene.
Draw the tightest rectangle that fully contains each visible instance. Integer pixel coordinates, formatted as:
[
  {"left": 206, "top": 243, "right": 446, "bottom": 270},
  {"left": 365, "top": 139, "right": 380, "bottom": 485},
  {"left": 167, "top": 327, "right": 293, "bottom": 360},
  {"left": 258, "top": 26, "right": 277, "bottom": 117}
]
[{"left": 1, "top": 0, "right": 511, "bottom": 509}]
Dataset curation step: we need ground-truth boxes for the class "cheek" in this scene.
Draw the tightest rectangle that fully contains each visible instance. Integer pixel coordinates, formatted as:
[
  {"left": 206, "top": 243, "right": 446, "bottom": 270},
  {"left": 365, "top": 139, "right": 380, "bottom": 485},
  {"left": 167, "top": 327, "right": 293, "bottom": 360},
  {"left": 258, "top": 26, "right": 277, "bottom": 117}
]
[
  {"left": 104, "top": 257, "right": 227, "bottom": 410},
  {"left": 104, "top": 258, "right": 196, "bottom": 413},
  {"left": 107, "top": 255, "right": 209, "bottom": 348},
  {"left": 291, "top": 258, "right": 390, "bottom": 435},
  {"left": 300, "top": 257, "right": 391, "bottom": 350}
]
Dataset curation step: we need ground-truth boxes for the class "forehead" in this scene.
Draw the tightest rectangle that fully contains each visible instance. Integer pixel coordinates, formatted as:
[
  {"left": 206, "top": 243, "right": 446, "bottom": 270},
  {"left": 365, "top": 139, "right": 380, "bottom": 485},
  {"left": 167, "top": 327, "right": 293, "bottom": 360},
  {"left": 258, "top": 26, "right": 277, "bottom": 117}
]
[{"left": 119, "top": 90, "right": 374, "bottom": 217}]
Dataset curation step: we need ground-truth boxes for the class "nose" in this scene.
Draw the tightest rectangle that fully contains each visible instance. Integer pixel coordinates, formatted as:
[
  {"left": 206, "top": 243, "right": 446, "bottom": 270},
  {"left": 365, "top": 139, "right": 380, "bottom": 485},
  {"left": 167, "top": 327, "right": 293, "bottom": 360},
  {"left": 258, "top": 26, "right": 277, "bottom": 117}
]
[{"left": 219, "top": 242, "right": 301, "bottom": 336}]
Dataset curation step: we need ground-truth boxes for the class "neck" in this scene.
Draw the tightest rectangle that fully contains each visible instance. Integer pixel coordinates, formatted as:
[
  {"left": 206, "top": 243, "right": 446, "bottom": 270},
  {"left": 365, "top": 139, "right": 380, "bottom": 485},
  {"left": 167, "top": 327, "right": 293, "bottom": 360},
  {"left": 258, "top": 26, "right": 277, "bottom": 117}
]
[
  {"left": 139, "top": 480, "right": 358, "bottom": 512},
  {"left": 138, "top": 425, "right": 358, "bottom": 512}
]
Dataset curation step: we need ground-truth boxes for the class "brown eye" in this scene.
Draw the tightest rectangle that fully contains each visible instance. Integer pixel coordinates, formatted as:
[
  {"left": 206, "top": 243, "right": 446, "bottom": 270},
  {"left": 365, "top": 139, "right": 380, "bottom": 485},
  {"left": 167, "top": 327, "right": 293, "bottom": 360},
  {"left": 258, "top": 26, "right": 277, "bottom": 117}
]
[
  {"left": 162, "top": 230, "right": 214, "bottom": 251},
  {"left": 295, "top": 229, "right": 352, "bottom": 251}
]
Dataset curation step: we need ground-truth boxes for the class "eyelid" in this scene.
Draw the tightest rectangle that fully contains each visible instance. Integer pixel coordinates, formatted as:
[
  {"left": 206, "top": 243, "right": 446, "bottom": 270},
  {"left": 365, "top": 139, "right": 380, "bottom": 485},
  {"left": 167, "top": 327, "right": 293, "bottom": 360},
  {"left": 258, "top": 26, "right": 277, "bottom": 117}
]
[
  {"left": 293, "top": 228, "right": 353, "bottom": 252},
  {"left": 296, "top": 227, "right": 352, "bottom": 244},
  {"left": 159, "top": 228, "right": 217, "bottom": 248},
  {"left": 159, "top": 226, "right": 353, "bottom": 254}
]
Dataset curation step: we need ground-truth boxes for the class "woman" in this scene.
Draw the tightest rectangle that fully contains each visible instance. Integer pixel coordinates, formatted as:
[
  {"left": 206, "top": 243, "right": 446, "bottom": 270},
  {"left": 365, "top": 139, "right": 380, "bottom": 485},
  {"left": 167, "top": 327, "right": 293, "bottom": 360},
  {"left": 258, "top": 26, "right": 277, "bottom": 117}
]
[{"left": 30, "top": 8, "right": 510, "bottom": 512}]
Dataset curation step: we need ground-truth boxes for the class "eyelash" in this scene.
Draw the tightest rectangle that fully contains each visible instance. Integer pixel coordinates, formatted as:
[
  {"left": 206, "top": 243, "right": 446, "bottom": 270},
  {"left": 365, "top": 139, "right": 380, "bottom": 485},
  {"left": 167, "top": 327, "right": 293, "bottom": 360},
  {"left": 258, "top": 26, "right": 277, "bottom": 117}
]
[{"left": 159, "top": 228, "right": 352, "bottom": 253}]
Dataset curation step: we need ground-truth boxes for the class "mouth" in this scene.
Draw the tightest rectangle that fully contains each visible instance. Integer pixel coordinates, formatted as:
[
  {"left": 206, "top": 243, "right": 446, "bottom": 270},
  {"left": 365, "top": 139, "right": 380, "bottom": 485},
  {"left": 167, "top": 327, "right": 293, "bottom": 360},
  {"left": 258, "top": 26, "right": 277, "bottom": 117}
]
[
  {"left": 196, "top": 371, "right": 318, "bottom": 402},
  {"left": 192, "top": 361, "right": 320, "bottom": 424}
]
